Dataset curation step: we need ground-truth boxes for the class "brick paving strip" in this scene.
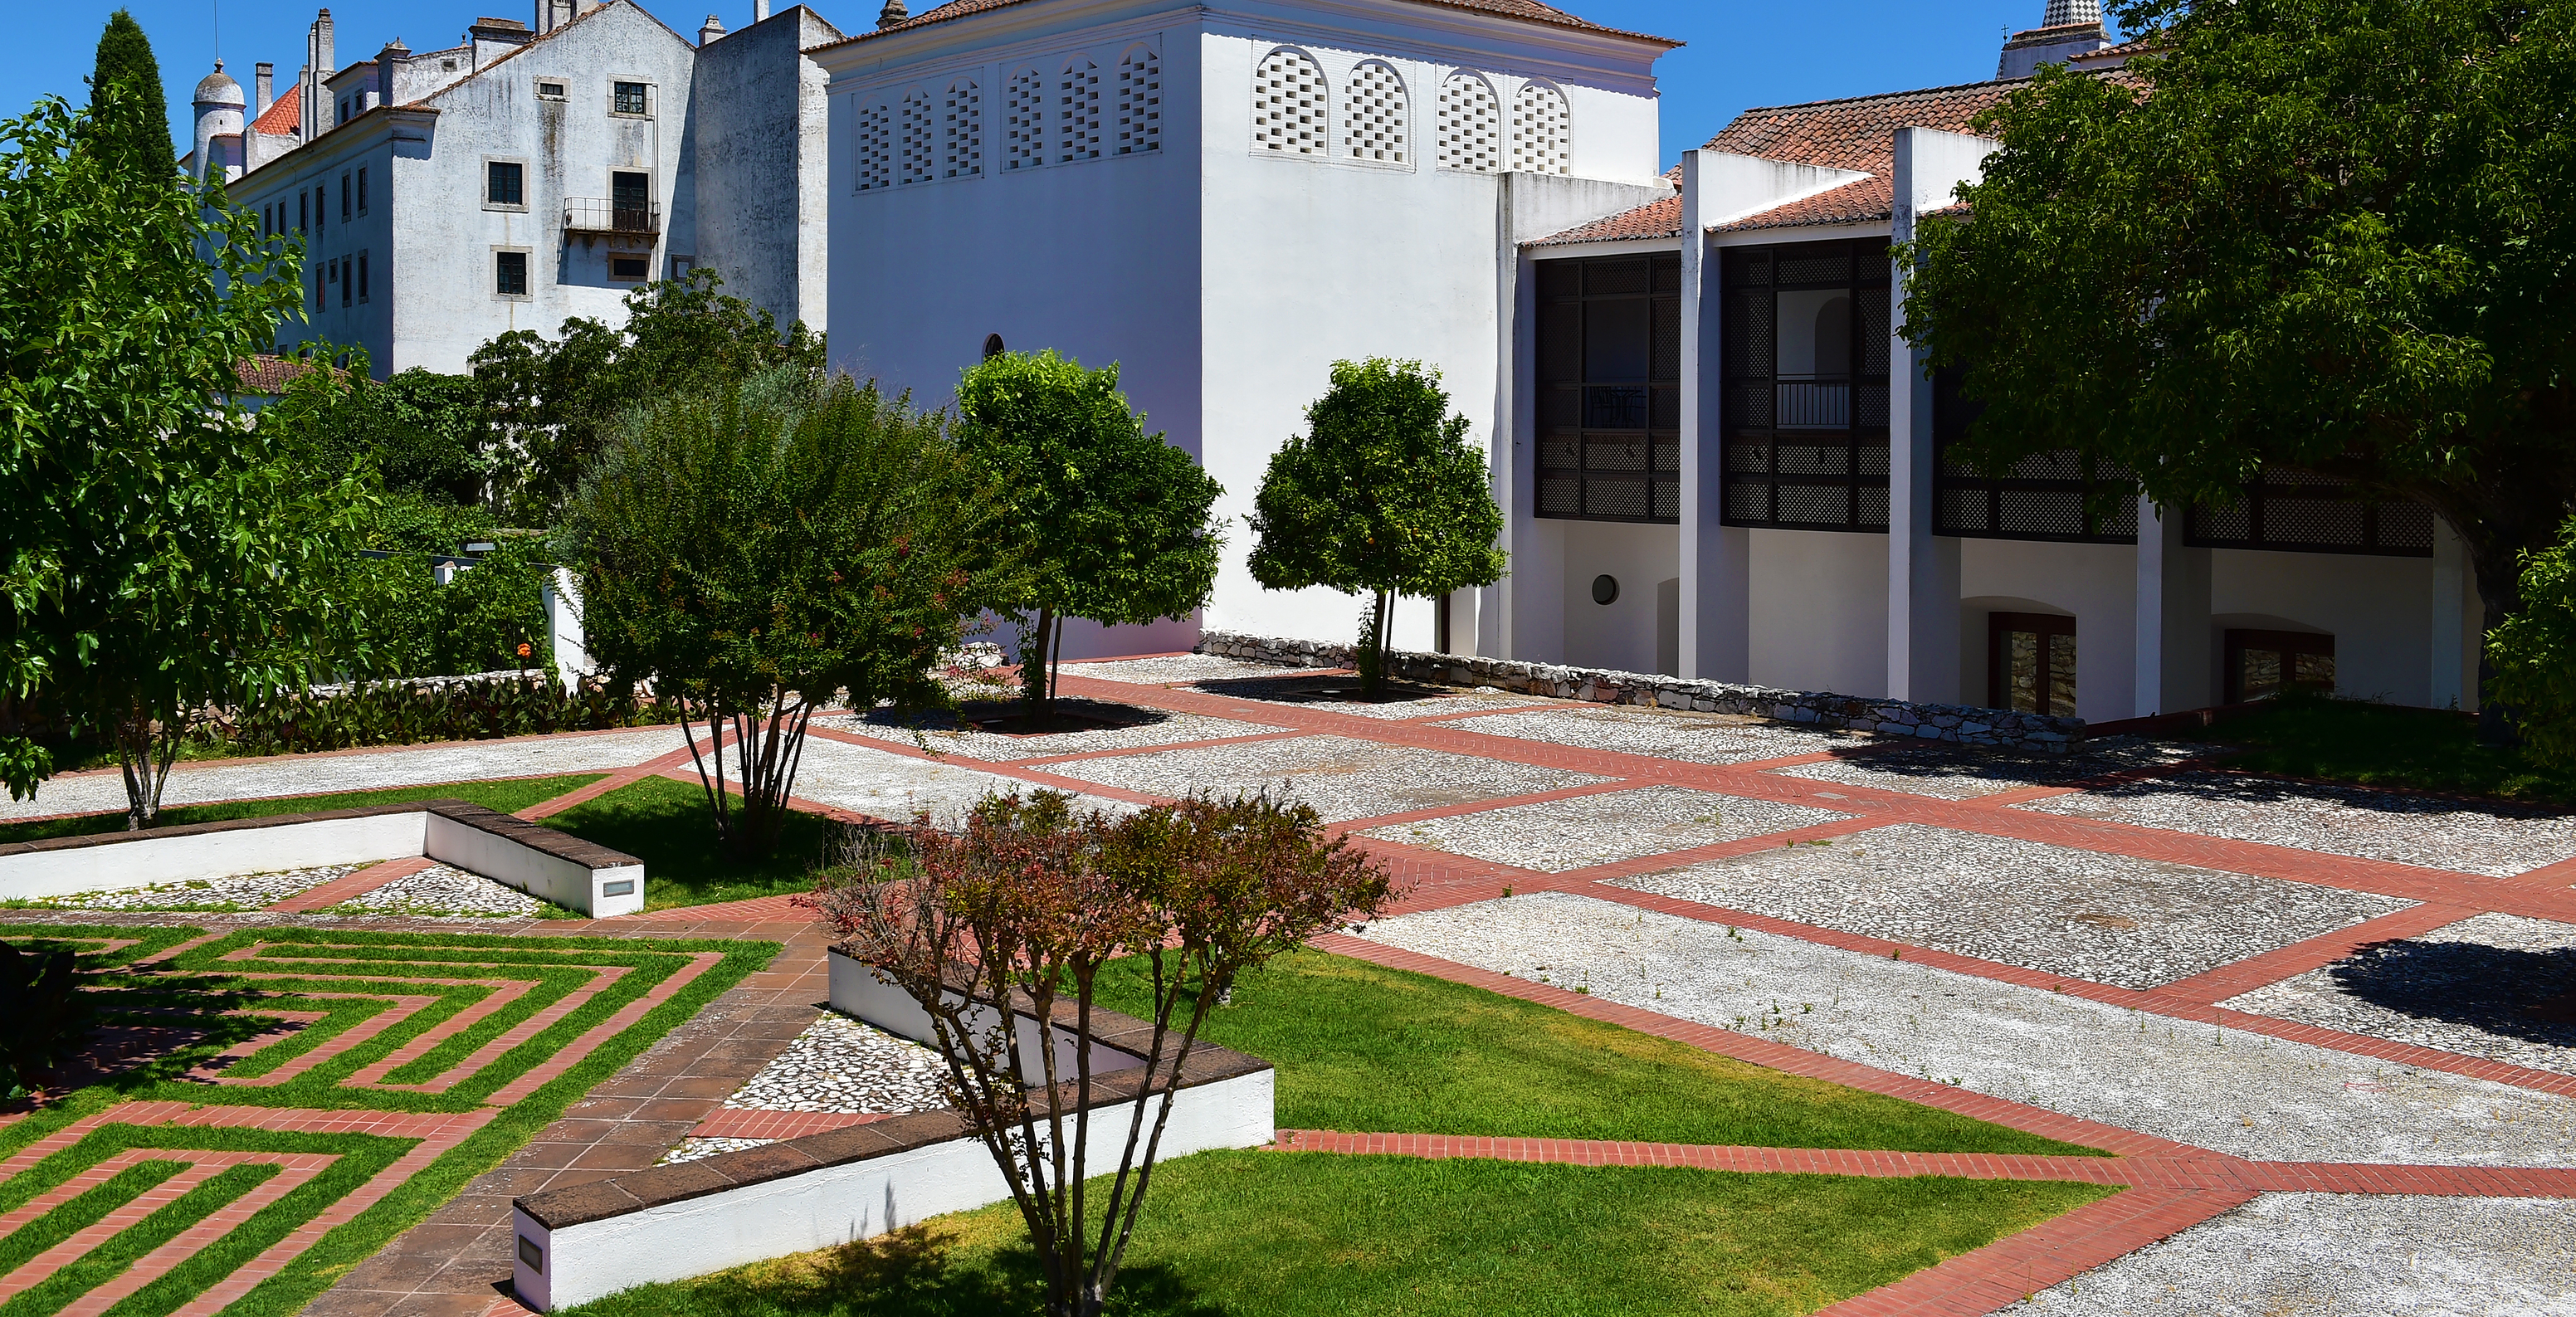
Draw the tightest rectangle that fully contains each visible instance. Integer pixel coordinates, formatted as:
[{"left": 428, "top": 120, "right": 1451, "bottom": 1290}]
[{"left": 267, "top": 858, "right": 438, "bottom": 913}]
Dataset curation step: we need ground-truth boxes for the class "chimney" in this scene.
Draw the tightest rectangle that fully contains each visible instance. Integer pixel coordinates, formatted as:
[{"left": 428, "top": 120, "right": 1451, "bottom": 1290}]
[
  {"left": 255, "top": 61, "right": 274, "bottom": 115},
  {"left": 377, "top": 40, "right": 406, "bottom": 110},
  {"left": 876, "top": 0, "right": 905, "bottom": 29},
  {"left": 302, "top": 10, "right": 336, "bottom": 139},
  {"left": 754, "top": 0, "right": 771, "bottom": 21},
  {"left": 468, "top": 17, "right": 531, "bottom": 67},
  {"left": 699, "top": 13, "right": 727, "bottom": 43},
  {"left": 1996, "top": 0, "right": 2109, "bottom": 79}
]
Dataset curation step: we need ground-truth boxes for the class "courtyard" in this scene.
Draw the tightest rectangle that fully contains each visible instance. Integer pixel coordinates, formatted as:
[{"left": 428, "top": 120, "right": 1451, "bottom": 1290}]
[{"left": 1, "top": 651, "right": 2570, "bottom": 1315}]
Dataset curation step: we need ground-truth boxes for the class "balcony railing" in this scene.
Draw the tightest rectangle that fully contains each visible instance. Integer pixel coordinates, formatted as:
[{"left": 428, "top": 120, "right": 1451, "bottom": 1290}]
[
  {"left": 1776, "top": 378, "right": 1850, "bottom": 429},
  {"left": 564, "top": 198, "right": 659, "bottom": 236}
]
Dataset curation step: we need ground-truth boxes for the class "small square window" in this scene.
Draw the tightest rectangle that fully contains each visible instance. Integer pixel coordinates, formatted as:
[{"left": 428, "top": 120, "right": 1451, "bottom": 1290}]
[
  {"left": 487, "top": 161, "right": 524, "bottom": 207},
  {"left": 608, "top": 254, "right": 648, "bottom": 280},
  {"left": 495, "top": 251, "right": 529, "bottom": 296},
  {"left": 442, "top": 58, "right": 458, "bottom": 71},
  {"left": 538, "top": 80, "right": 567, "bottom": 99},
  {"left": 613, "top": 81, "right": 649, "bottom": 115}
]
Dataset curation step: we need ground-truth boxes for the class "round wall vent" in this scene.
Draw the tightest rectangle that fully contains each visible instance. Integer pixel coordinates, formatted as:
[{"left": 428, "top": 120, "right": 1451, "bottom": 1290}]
[{"left": 1591, "top": 574, "right": 1619, "bottom": 606}]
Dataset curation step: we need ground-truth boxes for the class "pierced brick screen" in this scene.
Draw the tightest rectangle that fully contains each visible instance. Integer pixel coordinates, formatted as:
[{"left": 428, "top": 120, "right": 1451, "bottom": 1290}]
[
  {"left": 1720, "top": 240, "right": 1892, "bottom": 533},
  {"left": 2187, "top": 469, "right": 2435, "bottom": 557},
  {"left": 1534, "top": 252, "right": 1682, "bottom": 524},
  {"left": 1437, "top": 72, "right": 1499, "bottom": 173},
  {"left": 1060, "top": 59, "right": 1103, "bottom": 162},
  {"left": 1005, "top": 69, "right": 1045, "bottom": 169},
  {"left": 1344, "top": 61, "right": 1407, "bottom": 163},
  {"left": 1115, "top": 46, "right": 1159, "bottom": 155},
  {"left": 1933, "top": 365, "right": 2138, "bottom": 543}
]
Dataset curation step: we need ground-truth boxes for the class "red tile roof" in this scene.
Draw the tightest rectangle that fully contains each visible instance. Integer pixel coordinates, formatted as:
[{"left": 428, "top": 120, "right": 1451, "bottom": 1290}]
[
  {"left": 825, "top": 0, "right": 1676, "bottom": 48},
  {"left": 250, "top": 85, "right": 299, "bottom": 135},
  {"left": 1710, "top": 174, "right": 1891, "bottom": 233},
  {"left": 1530, "top": 193, "right": 1681, "bottom": 246},
  {"left": 1704, "top": 78, "right": 2024, "bottom": 179},
  {"left": 233, "top": 354, "right": 339, "bottom": 395},
  {"left": 2069, "top": 36, "right": 2154, "bottom": 65}
]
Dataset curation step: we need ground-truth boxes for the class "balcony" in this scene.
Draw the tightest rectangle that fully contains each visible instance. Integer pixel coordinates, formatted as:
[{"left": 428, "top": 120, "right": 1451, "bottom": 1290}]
[
  {"left": 1775, "top": 378, "right": 1851, "bottom": 429},
  {"left": 563, "top": 198, "right": 659, "bottom": 237}
]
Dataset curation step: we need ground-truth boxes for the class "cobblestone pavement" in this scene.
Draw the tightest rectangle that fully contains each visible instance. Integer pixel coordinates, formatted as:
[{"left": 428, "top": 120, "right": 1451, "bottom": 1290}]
[
  {"left": 17, "top": 862, "right": 365, "bottom": 911},
  {"left": 6, "top": 652, "right": 2574, "bottom": 1315},
  {"left": 329, "top": 863, "right": 551, "bottom": 919}
]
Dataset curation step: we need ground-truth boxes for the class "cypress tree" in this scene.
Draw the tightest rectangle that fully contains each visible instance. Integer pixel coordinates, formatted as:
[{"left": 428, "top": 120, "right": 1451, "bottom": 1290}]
[{"left": 89, "top": 10, "right": 175, "bottom": 172}]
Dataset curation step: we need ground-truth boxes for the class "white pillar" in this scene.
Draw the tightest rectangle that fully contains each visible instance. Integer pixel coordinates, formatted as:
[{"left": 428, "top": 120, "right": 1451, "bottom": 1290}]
[
  {"left": 1886, "top": 129, "right": 1992, "bottom": 703},
  {"left": 2134, "top": 496, "right": 2213, "bottom": 716},
  {"left": 543, "top": 568, "right": 592, "bottom": 695},
  {"left": 2431, "top": 516, "right": 2469, "bottom": 710},
  {"left": 1676, "top": 149, "right": 1749, "bottom": 681}
]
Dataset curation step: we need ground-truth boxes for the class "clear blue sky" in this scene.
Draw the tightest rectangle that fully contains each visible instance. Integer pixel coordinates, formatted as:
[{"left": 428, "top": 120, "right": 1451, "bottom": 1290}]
[{"left": 7, "top": 0, "right": 2103, "bottom": 172}]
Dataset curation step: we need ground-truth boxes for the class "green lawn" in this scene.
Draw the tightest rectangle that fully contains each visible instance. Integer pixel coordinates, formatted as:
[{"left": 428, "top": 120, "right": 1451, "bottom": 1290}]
[
  {"left": 2187, "top": 690, "right": 2576, "bottom": 805},
  {"left": 0, "top": 774, "right": 606, "bottom": 846},
  {"left": 1093, "top": 949, "right": 2101, "bottom": 1155},
  {"left": 542, "top": 775, "right": 833, "bottom": 912},
  {"left": 565, "top": 1151, "right": 2114, "bottom": 1317}
]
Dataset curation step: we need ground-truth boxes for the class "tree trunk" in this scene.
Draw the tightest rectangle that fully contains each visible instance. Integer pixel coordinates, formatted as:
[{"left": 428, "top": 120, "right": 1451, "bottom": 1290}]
[
  {"left": 1023, "top": 607, "right": 1056, "bottom": 715},
  {"left": 1358, "top": 588, "right": 1393, "bottom": 700},
  {"left": 2468, "top": 542, "right": 2525, "bottom": 749},
  {"left": 115, "top": 703, "right": 178, "bottom": 832}
]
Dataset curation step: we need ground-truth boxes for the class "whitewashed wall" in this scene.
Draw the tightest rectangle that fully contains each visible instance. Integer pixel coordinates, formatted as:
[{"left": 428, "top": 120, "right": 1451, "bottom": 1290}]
[
  {"left": 2212, "top": 549, "right": 2436, "bottom": 706},
  {"left": 1959, "top": 538, "right": 2137, "bottom": 721},
  {"left": 1554, "top": 519, "right": 1677, "bottom": 673},
  {"left": 1747, "top": 528, "right": 1886, "bottom": 697}
]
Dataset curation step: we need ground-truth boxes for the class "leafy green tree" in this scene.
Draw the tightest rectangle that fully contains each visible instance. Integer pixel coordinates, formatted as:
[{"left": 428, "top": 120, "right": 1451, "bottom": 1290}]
[
  {"left": 561, "top": 369, "right": 1009, "bottom": 857},
  {"left": 0, "top": 91, "right": 373, "bottom": 827},
  {"left": 953, "top": 351, "right": 1223, "bottom": 714},
  {"left": 301, "top": 365, "right": 495, "bottom": 506},
  {"left": 1901, "top": 0, "right": 2576, "bottom": 739},
  {"left": 1248, "top": 359, "right": 1506, "bottom": 698},
  {"left": 87, "top": 11, "right": 172, "bottom": 177},
  {"left": 2489, "top": 515, "right": 2576, "bottom": 764},
  {"left": 472, "top": 269, "right": 822, "bottom": 521}
]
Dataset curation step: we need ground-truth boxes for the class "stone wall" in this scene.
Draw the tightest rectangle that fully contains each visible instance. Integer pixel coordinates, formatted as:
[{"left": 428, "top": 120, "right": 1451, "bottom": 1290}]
[{"left": 1196, "top": 631, "right": 2086, "bottom": 754}]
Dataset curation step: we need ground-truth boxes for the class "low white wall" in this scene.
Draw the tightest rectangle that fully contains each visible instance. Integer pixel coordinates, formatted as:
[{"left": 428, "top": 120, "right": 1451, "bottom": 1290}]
[
  {"left": 425, "top": 813, "right": 645, "bottom": 918},
  {"left": 829, "top": 950, "right": 1144, "bottom": 1082},
  {"left": 0, "top": 812, "right": 427, "bottom": 902}
]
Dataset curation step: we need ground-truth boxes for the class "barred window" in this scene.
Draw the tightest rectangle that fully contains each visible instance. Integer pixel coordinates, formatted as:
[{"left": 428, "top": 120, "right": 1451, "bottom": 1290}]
[
  {"left": 2187, "top": 470, "right": 2435, "bottom": 557},
  {"left": 1060, "top": 58, "right": 1102, "bottom": 163},
  {"left": 1719, "top": 240, "right": 1893, "bottom": 534},
  {"left": 1005, "top": 68, "right": 1045, "bottom": 169},
  {"left": 1344, "top": 61, "right": 1406, "bottom": 163},
  {"left": 1437, "top": 72, "right": 1499, "bottom": 172},
  {"left": 1934, "top": 365, "right": 2139, "bottom": 544},
  {"left": 856, "top": 100, "right": 892, "bottom": 192},
  {"left": 942, "top": 78, "right": 981, "bottom": 178},
  {"left": 1114, "top": 46, "right": 1159, "bottom": 155},
  {"left": 1253, "top": 49, "right": 1326, "bottom": 156},
  {"left": 1534, "top": 253, "right": 1684, "bottom": 524},
  {"left": 1510, "top": 80, "right": 1569, "bottom": 174},
  {"left": 899, "top": 88, "right": 936, "bottom": 185}
]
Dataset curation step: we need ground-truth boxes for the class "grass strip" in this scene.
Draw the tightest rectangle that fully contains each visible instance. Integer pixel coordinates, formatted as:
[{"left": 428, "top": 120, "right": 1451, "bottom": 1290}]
[
  {"left": 1095, "top": 949, "right": 2104, "bottom": 1155},
  {"left": 542, "top": 775, "right": 833, "bottom": 912},
  {"left": 564, "top": 1149, "right": 2118, "bottom": 1317},
  {"left": 0, "top": 774, "right": 608, "bottom": 846},
  {"left": 2, "top": 1162, "right": 281, "bottom": 1317},
  {"left": 99, "top": 1127, "right": 412, "bottom": 1317},
  {"left": 0, "top": 1160, "right": 188, "bottom": 1280}
]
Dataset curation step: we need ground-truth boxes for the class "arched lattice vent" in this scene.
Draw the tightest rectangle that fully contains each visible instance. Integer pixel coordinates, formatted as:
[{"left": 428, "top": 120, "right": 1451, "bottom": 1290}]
[
  {"left": 1253, "top": 49, "right": 1326, "bottom": 155},
  {"left": 1344, "top": 61, "right": 1406, "bottom": 164},
  {"left": 899, "top": 88, "right": 936, "bottom": 185},
  {"left": 1060, "top": 58, "right": 1102, "bottom": 162},
  {"left": 1115, "top": 46, "right": 1160, "bottom": 155},
  {"left": 942, "top": 78, "right": 982, "bottom": 178},
  {"left": 856, "top": 100, "right": 892, "bottom": 192},
  {"left": 1005, "top": 69, "right": 1045, "bottom": 170},
  {"left": 1510, "top": 80, "right": 1569, "bottom": 174},
  {"left": 1437, "top": 72, "right": 1499, "bottom": 173}
]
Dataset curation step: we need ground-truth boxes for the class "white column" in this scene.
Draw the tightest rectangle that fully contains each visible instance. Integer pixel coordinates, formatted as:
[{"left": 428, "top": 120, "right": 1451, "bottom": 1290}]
[
  {"left": 2431, "top": 517, "right": 2468, "bottom": 710},
  {"left": 1676, "top": 149, "right": 1749, "bottom": 680},
  {"left": 1886, "top": 129, "right": 1990, "bottom": 702},
  {"left": 1481, "top": 227, "right": 1528, "bottom": 660},
  {"left": 2134, "top": 496, "right": 2212, "bottom": 716},
  {"left": 544, "top": 568, "right": 592, "bottom": 695}
]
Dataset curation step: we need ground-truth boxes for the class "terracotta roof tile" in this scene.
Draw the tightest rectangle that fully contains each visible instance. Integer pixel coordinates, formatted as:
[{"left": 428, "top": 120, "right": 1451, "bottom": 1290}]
[
  {"left": 1711, "top": 174, "right": 1891, "bottom": 233},
  {"left": 2069, "top": 35, "right": 2154, "bottom": 64},
  {"left": 250, "top": 85, "right": 299, "bottom": 135},
  {"left": 1531, "top": 193, "right": 1681, "bottom": 246},
  {"left": 828, "top": 0, "right": 1676, "bottom": 48},
  {"left": 1704, "top": 79, "right": 2024, "bottom": 179},
  {"left": 233, "top": 354, "right": 336, "bottom": 395}
]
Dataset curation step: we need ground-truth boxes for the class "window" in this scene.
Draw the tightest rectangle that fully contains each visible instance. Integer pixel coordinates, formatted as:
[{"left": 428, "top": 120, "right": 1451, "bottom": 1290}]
[
  {"left": 358, "top": 250, "right": 369, "bottom": 302},
  {"left": 1934, "top": 365, "right": 2138, "bottom": 543},
  {"left": 1343, "top": 61, "right": 1406, "bottom": 164},
  {"left": 612, "top": 171, "right": 651, "bottom": 229},
  {"left": 1437, "top": 73, "right": 1499, "bottom": 172},
  {"left": 900, "top": 88, "right": 936, "bottom": 184},
  {"left": 1988, "top": 612, "right": 2076, "bottom": 716},
  {"left": 856, "top": 100, "right": 892, "bottom": 191},
  {"left": 1004, "top": 69, "right": 1044, "bottom": 169},
  {"left": 339, "top": 256, "right": 352, "bottom": 308},
  {"left": 1510, "top": 80, "right": 1569, "bottom": 174},
  {"left": 1720, "top": 240, "right": 1893, "bottom": 533},
  {"left": 314, "top": 266, "right": 324, "bottom": 308},
  {"left": 495, "top": 250, "right": 529, "bottom": 296},
  {"left": 943, "top": 78, "right": 981, "bottom": 178},
  {"left": 339, "top": 95, "right": 351, "bottom": 123},
  {"left": 2225, "top": 629, "right": 2334, "bottom": 703},
  {"left": 315, "top": 186, "right": 325, "bottom": 234},
  {"left": 613, "top": 81, "right": 650, "bottom": 115},
  {"left": 487, "top": 160, "right": 524, "bottom": 207},
  {"left": 608, "top": 253, "right": 648, "bottom": 280},
  {"left": 1114, "top": 46, "right": 1159, "bottom": 155},
  {"left": 983, "top": 332, "right": 1006, "bottom": 359},
  {"left": 2186, "top": 470, "right": 2436, "bottom": 557},
  {"left": 340, "top": 172, "right": 351, "bottom": 221},
  {"left": 1059, "top": 58, "right": 1101, "bottom": 163},
  {"left": 538, "top": 80, "right": 566, "bottom": 99},
  {"left": 1534, "top": 253, "right": 1682, "bottom": 523},
  {"left": 1253, "top": 50, "right": 1326, "bottom": 155},
  {"left": 358, "top": 167, "right": 368, "bottom": 215},
  {"left": 298, "top": 192, "right": 308, "bottom": 230}
]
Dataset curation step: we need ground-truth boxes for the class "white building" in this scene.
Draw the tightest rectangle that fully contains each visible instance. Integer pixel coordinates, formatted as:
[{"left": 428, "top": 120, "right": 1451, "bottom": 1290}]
[
  {"left": 820, "top": 0, "right": 2483, "bottom": 721},
  {"left": 184, "top": 0, "right": 841, "bottom": 376}
]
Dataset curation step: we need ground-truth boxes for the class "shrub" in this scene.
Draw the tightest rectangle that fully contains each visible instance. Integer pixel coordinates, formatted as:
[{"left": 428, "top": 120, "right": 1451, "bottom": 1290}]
[
  {"left": 0, "top": 939, "right": 95, "bottom": 1095},
  {"left": 208, "top": 673, "right": 673, "bottom": 758},
  {"left": 2490, "top": 514, "right": 2576, "bottom": 763}
]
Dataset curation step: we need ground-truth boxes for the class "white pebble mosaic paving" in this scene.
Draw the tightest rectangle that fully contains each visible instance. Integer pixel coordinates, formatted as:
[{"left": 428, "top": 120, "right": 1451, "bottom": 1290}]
[
  {"left": 1357, "top": 891, "right": 2576, "bottom": 1165},
  {"left": 329, "top": 863, "right": 548, "bottom": 919},
  {"left": 1042, "top": 734, "right": 1612, "bottom": 823},
  {"left": 2017, "top": 770, "right": 2576, "bottom": 877},
  {"left": 1183, "top": 674, "right": 1548, "bottom": 721},
  {"left": 2222, "top": 913, "right": 2576, "bottom": 1077},
  {"left": 1057, "top": 655, "right": 1317, "bottom": 686},
  {"left": 1360, "top": 786, "right": 1852, "bottom": 873},
  {"left": 2016, "top": 1192, "right": 2576, "bottom": 1316},
  {"left": 17, "top": 863, "right": 363, "bottom": 911},
  {"left": 1435, "top": 705, "right": 1867, "bottom": 765},
  {"left": 1617, "top": 824, "right": 2413, "bottom": 989},
  {"left": 772, "top": 734, "right": 1139, "bottom": 824},
  {"left": 820, "top": 704, "right": 1289, "bottom": 763},
  {"left": 720, "top": 1011, "right": 952, "bottom": 1115}
]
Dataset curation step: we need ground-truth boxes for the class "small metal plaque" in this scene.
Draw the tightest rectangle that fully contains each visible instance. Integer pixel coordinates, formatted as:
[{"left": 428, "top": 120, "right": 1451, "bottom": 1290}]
[
  {"left": 601, "top": 879, "right": 636, "bottom": 897},
  {"left": 517, "top": 1235, "right": 544, "bottom": 1271}
]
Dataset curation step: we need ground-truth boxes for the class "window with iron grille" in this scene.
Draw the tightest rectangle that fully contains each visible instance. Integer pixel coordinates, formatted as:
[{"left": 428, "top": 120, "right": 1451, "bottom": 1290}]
[
  {"left": 1932, "top": 365, "right": 2138, "bottom": 543},
  {"left": 1719, "top": 240, "right": 1891, "bottom": 533},
  {"left": 1533, "top": 253, "right": 1682, "bottom": 524},
  {"left": 2186, "top": 469, "right": 2435, "bottom": 557}
]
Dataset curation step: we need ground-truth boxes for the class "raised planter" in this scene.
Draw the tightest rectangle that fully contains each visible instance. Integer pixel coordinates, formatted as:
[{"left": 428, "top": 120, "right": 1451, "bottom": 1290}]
[
  {"left": 510, "top": 951, "right": 1276, "bottom": 1311},
  {"left": 0, "top": 799, "right": 645, "bottom": 916}
]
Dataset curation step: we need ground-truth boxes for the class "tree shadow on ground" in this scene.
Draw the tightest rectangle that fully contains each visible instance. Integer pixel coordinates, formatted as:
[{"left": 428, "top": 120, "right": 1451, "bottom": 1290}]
[
  {"left": 1191, "top": 674, "right": 1447, "bottom": 706},
  {"left": 667, "top": 1224, "right": 1224, "bottom": 1317},
  {"left": 2328, "top": 938, "right": 2576, "bottom": 1048}
]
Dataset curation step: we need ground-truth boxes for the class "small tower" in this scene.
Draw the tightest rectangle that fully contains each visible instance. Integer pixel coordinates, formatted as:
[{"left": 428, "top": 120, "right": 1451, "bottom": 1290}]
[{"left": 191, "top": 61, "right": 246, "bottom": 182}]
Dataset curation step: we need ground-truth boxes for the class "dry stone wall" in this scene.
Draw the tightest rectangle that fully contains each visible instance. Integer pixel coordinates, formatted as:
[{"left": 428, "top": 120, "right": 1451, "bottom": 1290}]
[{"left": 1196, "top": 631, "right": 2085, "bottom": 754}]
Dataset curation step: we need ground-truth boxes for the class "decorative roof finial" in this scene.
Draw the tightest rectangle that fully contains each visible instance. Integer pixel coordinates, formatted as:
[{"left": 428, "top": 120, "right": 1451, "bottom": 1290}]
[
  {"left": 2041, "top": 0, "right": 2103, "bottom": 25},
  {"left": 876, "top": 0, "right": 908, "bottom": 30}
]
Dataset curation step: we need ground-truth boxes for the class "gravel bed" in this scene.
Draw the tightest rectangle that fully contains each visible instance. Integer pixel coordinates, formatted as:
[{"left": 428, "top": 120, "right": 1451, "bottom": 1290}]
[
  {"left": 781, "top": 734, "right": 1139, "bottom": 825},
  {"left": 1361, "top": 786, "right": 1851, "bottom": 873},
  {"left": 18, "top": 863, "right": 363, "bottom": 911},
  {"left": 2017, "top": 770, "right": 2576, "bottom": 877},
  {"left": 720, "top": 1011, "right": 953, "bottom": 1115},
  {"left": 1188, "top": 673, "right": 1549, "bottom": 721},
  {"left": 1437, "top": 705, "right": 1868, "bottom": 765},
  {"left": 1357, "top": 891, "right": 2576, "bottom": 1164},
  {"left": 1042, "top": 734, "right": 1612, "bottom": 823},
  {"left": 2223, "top": 913, "right": 2576, "bottom": 1077},
  {"left": 1058, "top": 655, "right": 1316, "bottom": 685},
  {"left": 660, "top": 1136, "right": 773, "bottom": 1165},
  {"left": 0, "top": 726, "right": 692, "bottom": 822},
  {"left": 2016, "top": 1192, "right": 2576, "bottom": 1316},
  {"left": 1769, "top": 739, "right": 2207, "bottom": 800},
  {"left": 1617, "top": 823, "right": 2413, "bottom": 989},
  {"left": 329, "top": 863, "right": 548, "bottom": 919},
  {"left": 820, "top": 703, "right": 1288, "bottom": 763}
]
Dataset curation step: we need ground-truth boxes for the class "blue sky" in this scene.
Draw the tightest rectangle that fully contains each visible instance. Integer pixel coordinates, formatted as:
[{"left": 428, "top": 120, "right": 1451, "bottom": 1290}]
[{"left": 7, "top": 0, "right": 2097, "bottom": 172}]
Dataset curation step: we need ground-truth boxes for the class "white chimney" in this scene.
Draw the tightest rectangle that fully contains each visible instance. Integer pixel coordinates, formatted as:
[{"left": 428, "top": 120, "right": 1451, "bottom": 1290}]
[
  {"left": 699, "top": 13, "right": 727, "bottom": 43},
  {"left": 255, "top": 61, "right": 274, "bottom": 115},
  {"left": 754, "top": 0, "right": 770, "bottom": 21},
  {"left": 1998, "top": 1, "right": 2110, "bottom": 79}
]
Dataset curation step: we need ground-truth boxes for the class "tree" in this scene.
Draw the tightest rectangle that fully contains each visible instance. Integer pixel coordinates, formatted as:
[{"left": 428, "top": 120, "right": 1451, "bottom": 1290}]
[
  {"left": 2488, "top": 515, "right": 2576, "bottom": 764},
  {"left": 88, "top": 11, "right": 172, "bottom": 178},
  {"left": 471, "top": 269, "right": 823, "bottom": 522},
  {"left": 1900, "top": 0, "right": 2576, "bottom": 739},
  {"left": 301, "top": 365, "right": 495, "bottom": 508},
  {"left": 1247, "top": 359, "right": 1506, "bottom": 697},
  {"left": 953, "top": 351, "right": 1224, "bottom": 715},
  {"left": 0, "top": 90, "right": 373, "bottom": 827},
  {"left": 560, "top": 368, "right": 1009, "bottom": 857},
  {"left": 809, "top": 789, "right": 1393, "bottom": 1317}
]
